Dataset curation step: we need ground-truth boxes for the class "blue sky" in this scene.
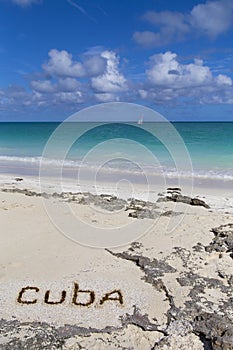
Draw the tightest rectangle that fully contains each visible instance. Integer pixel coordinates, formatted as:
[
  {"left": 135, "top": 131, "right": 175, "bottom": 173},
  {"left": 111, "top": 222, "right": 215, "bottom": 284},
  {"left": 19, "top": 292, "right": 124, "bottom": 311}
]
[{"left": 0, "top": 0, "right": 233, "bottom": 121}]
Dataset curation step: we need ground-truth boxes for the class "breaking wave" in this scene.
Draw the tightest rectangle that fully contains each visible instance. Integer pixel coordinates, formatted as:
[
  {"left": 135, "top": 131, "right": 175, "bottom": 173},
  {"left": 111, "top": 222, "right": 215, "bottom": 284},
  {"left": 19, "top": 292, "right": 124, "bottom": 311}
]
[{"left": 0, "top": 155, "right": 233, "bottom": 181}]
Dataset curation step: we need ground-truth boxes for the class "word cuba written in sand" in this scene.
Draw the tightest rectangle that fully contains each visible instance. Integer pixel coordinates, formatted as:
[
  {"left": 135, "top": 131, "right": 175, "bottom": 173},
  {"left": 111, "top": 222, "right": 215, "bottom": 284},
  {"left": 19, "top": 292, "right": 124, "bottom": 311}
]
[{"left": 17, "top": 282, "right": 123, "bottom": 307}]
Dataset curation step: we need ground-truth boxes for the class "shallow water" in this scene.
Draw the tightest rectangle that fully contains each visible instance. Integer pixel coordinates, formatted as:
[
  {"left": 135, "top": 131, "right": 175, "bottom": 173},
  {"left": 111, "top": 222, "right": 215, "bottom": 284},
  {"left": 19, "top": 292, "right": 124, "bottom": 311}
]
[{"left": 0, "top": 122, "right": 233, "bottom": 181}]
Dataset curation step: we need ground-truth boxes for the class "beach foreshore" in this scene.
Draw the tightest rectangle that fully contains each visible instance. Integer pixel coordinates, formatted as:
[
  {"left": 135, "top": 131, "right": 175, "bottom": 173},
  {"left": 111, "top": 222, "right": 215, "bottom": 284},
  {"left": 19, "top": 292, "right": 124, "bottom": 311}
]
[{"left": 0, "top": 173, "right": 232, "bottom": 349}]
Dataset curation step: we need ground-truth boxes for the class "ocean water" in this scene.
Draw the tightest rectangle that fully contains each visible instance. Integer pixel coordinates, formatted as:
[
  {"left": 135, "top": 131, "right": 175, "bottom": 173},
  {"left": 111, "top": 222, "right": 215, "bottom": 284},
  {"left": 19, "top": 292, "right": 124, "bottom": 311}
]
[{"left": 0, "top": 122, "right": 233, "bottom": 181}]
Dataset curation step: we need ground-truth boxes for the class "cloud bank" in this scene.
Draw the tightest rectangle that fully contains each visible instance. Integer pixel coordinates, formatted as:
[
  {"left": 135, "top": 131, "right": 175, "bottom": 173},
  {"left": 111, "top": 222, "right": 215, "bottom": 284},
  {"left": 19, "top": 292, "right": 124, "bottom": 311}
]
[
  {"left": 0, "top": 47, "right": 232, "bottom": 117},
  {"left": 138, "top": 51, "right": 233, "bottom": 105},
  {"left": 133, "top": 0, "right": 233, "bottom": 47}
]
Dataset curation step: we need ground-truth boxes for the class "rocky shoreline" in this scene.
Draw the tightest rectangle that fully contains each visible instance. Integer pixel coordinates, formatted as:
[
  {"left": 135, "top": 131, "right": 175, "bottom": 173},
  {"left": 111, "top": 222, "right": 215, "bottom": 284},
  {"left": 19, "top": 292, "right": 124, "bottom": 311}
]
[
  {"left": 1, "top": 186, "right": 210, "bottom": 218},
  {"left": 0, "top": 182, "right": 232, "bottom": 349}
]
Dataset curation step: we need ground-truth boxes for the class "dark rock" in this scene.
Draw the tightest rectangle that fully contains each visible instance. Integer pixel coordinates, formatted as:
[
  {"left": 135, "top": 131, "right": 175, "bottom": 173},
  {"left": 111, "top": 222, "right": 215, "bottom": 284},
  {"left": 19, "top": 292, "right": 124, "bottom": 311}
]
[
  {"left": 25, "top": 191, "right": 37, "bottom": 197},
  {"left": 51, "top": 192, "right": 60, "bottom": 198},
  {"left": 191, "top": 197, "right": 210, "bottom": 208},
  {"left": 126, "top": 198, "right": 162, "bottom": 219},
  {"left": 106, "top": 249, "right": 176, "bottom": 281},
  {"left": 177, "top": 270, "right": 229, "bottom": 295},
  {"left": 93, "top": 195, "right": 126, "bottom": 211},
  {"left": 152, "top": 320, "right": 194, "bottom": 349},
  {"left": 0, "top": 319, "right": 64, "bottom": 350},
  {"left": 106, "top": 244, "right": 233, "bottom": 349},
  {"left": 218, "top": 270, "right": 227, "bottom": 279},
  {"left": 167, "top": 187, "right": 181, "bottom": 192},
  {"left": 126, "top": 198, "right": 156, "bottom": 210},
  {"left": 161, "top": 210, "right": 182, "bottom": 217},
  {"left": 14, "top": 178, "right": 23, "bottom": 182},
  {"left": 193, "top": 313, "right": 233, "bottom": 350},
  {"left": 157, "top": 193, "right": 210, "bottom": 208},
  {"left": 121, "top": 306, "right": 162, "bottom": 332},
  {"left": 128, "top": 241, "right": 143, "bottom": 252},
  {"left": 205, "top": 224, "right": 233, "bottom": 257},
  {"left": 192, "top": 242, "right": 205, "bottom": 252},
  {"left": 128, "top": 208, "right": 159, "bottom": 219},
  {"left": 0, "top": 318, "right": 124, "bottom": 349},
  {"left": 41, "top": 192, "right": 50, "bottom": 199},
  {"left": 228, "top": 275, "right": 233, "bottom": 286},
  {"left": 78, "top": 197, "right": 88, "bottom": 205},
  {"left": 1, "top": 187, "right": 185, "bottom": 218}
]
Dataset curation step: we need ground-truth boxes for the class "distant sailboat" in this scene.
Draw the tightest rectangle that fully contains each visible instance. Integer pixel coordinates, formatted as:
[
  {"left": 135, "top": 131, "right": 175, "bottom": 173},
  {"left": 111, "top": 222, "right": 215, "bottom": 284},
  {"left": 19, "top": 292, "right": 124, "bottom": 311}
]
[{"left": 137, "top": 115, "right": 143, "bottom": 125}]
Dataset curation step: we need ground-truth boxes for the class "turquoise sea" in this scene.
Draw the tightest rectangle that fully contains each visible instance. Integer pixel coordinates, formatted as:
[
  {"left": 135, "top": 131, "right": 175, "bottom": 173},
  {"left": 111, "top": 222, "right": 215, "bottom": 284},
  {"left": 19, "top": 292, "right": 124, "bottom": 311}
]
[{"left": 0, "top": 122, "right": 233, "bottom": 181}]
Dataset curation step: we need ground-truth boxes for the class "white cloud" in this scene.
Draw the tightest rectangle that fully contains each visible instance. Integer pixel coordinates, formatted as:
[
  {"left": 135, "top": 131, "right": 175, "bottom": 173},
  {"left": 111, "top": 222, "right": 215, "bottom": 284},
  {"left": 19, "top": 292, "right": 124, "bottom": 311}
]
[
  {"left": 94, "top": 93, "right": 119, "bottom": 102},
  {"left": 133, "top": 11, "right": 189, "bottom": 47},
  {"left": 134, "top": 0, "right": 233, "bottom": 47},
  {"left": 26, "top": 48, "right": 115, "bottom": 107},
  {"left": 133, "top": 31, "right": 163, "bottom": 48},
  {"left": 31, "top": 77, "right": 82, "bottom": 95},
  {"left": 54, "top": 91, "right": 83, "bottom": 104},
  {"left": 12, "top": 0, "right": 40, "bottom": 6},
  {"left": 91, "top": 51, "right": 127, "bottom": 94},
  {"left": 31, "top": 80, "right": 55, "bottom": 93},
  {"left": 146, "top": 52, "right": 213, "bottom": 88},
  {"left": 143, "top": 10, "right": 188, "bottom": 32},
  {"left": 83, "top": 55, "right": 106, "bottom": 76},
  {"left": 57, "top": 78, "right": 80, "bottom": 92},
  {"left": 16, "top": 49, "right": 127, "bottom": 108},
  {"left": 139, "top": 51, "right": 233, "bottom": 104},
  {"left": 0, "top": 85, "right": 34, "bottom": 111},
  {"left": 216, "top": 74, "right": 232, "bottom": 86},
  {"left": 30, "top": 76, "right": 83, "bottom": 105},
  {"left": 43, "top": 49, "right": 85, "bottom": 78},
  {"left": 190, "top": 0, "right": 233, "bottom": 38},
  {"left": 24, "top": 86, "right": 84, "bottom": 107},
  {"left": 42, "top": 49, "right": 105, "bottom": 79},
  {"left": 1, "top": 48, "right": 233, "bottom": 115}
]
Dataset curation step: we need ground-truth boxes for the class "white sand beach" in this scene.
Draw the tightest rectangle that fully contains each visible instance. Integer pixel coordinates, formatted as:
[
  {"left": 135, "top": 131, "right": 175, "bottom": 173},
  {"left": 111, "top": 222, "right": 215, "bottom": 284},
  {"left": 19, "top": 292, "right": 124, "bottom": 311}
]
[{"left": 0, "top": 174, "right": 232, "bottom": 349}]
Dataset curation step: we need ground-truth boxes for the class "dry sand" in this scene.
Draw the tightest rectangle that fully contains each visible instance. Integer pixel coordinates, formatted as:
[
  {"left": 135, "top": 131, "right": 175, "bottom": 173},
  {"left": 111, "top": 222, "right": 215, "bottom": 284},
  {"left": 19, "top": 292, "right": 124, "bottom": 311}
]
[{"left": 0, "top": 174, "right": 232, "bottom": 349}]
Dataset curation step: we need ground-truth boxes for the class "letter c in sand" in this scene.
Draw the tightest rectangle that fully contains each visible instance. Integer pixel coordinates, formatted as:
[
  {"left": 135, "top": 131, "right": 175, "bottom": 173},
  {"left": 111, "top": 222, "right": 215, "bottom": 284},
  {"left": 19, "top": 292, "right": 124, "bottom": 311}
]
[{"left": 17, "top": 286, "right": 39, "bottom": 304}]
